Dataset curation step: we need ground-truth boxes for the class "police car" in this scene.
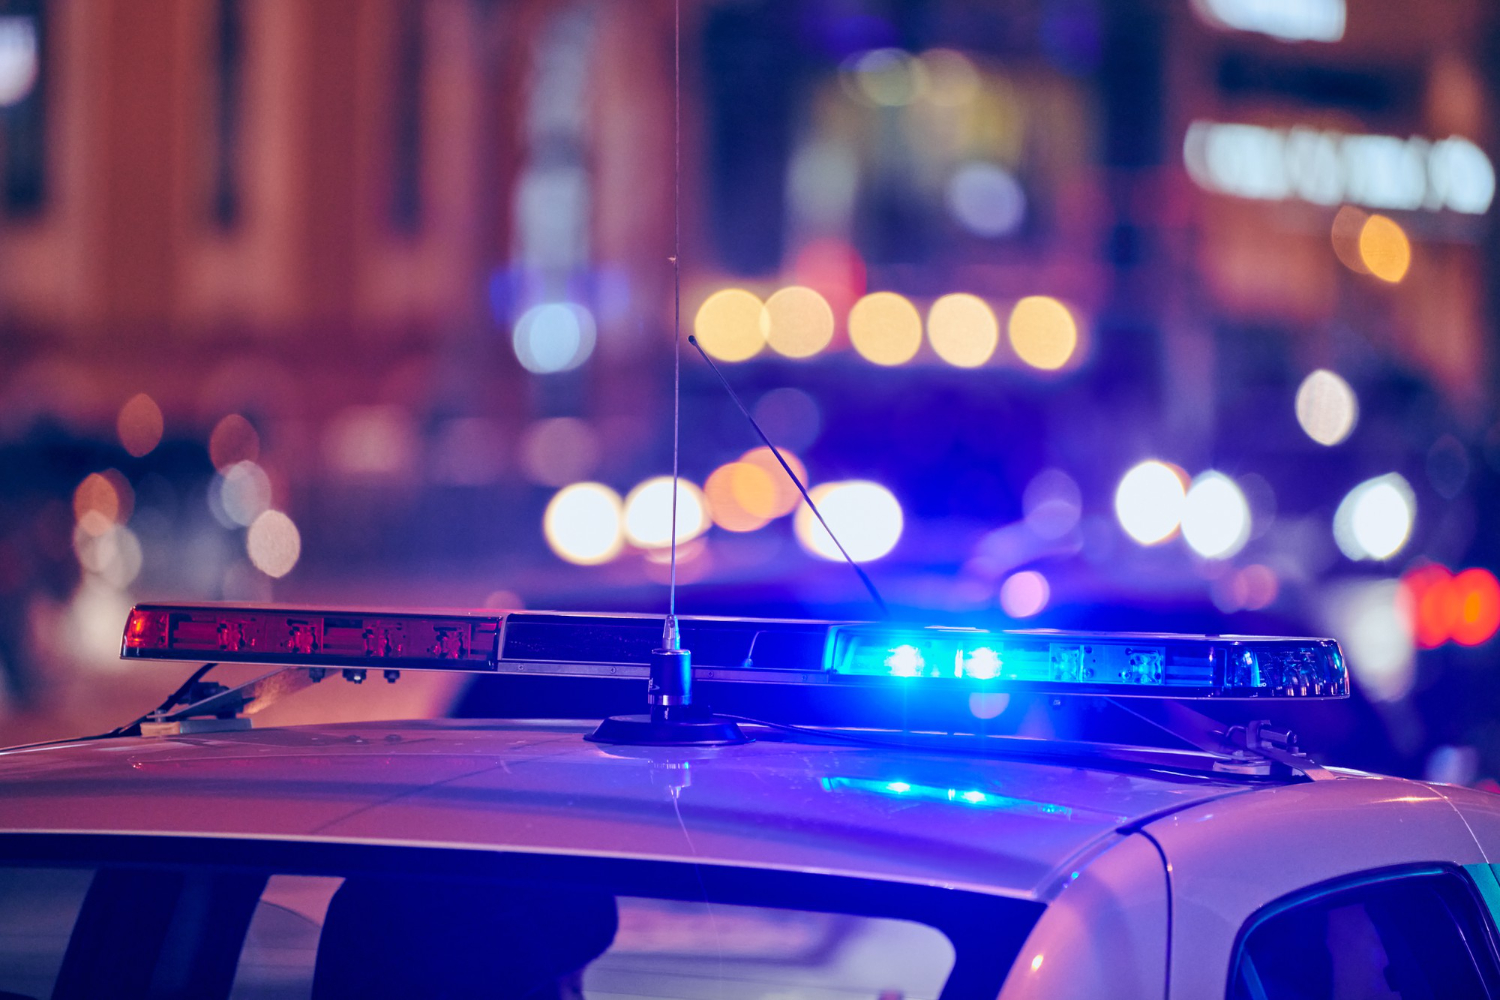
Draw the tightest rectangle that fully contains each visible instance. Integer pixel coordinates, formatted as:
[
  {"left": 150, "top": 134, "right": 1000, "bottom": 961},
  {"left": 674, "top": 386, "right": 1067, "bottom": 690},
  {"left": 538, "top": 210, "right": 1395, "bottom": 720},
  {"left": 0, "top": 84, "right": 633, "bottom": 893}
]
[{"left": 1, "top": 603, "right": 1499, "bottom": 1000}]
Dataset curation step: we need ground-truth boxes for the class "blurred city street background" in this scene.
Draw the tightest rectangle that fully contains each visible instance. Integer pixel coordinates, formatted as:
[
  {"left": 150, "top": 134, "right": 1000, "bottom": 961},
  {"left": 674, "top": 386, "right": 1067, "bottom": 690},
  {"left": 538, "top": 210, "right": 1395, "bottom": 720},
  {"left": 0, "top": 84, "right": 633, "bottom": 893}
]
[{"left": 2, "top": 0, "right": 1499, "bottom": 778}]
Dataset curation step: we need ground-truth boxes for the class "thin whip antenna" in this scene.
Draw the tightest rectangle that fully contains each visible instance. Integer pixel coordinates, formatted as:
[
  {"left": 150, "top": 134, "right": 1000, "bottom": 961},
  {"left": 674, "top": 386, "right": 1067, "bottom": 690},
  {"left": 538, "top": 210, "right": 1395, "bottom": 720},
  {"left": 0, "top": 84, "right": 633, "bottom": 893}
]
[
  {"left": 665, "top": 0, "right": 682, "bottom": 646},
  {"left": 687, "top": 335, "right": 891, "bottom": 620}
]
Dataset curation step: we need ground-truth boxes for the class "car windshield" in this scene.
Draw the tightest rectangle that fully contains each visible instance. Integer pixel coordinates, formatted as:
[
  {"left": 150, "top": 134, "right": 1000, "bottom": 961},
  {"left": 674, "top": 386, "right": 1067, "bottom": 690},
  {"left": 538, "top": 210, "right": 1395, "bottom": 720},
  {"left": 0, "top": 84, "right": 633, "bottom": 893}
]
[{"left": 0, "top": 835, "right": 1043, "bottom": 1000}]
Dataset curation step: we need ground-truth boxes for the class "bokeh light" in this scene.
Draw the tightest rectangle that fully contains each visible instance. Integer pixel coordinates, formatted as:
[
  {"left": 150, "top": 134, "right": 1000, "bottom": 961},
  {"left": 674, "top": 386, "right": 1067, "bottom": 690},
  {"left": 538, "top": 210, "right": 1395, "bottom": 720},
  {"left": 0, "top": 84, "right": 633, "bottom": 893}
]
[
  {"left": 849, "top": 291, "right": 922, "bottom": 366},
  {"left": 543, "top": 483, "right": 624, "bottom": 566},
  {"left": 623, "top": 476, "right": 709, "bottom": 549},
  {"left": 1022, "top": 468, "right": 1082, "bottom": 540},
  {"left": 1403, "top": 563, "right": 1457, "bottom": 649},
  {"left": 1334, "top": 473, "right": 1415, "bottom": 561},
  {"left": 482, "top": 590, "right": 525, "bottom": 610},
  {"left": 794, "top": 481, "right": 903, "bottom": 562},
  {"left": 1213, "top": 563, "right": 1280, "bottom": 612},
  {"left": 1295, "top": 369, "right": 1358, "bottom": 446},
  {"left": 918, "top": 49, "right": 980, "bottom": 106},
  {"left": 209, "top": 413, "right": 261, "bottom": 471},
  {"left": 73, "top": 472, "right": 121, "bottom": 531},
  {"left": 1007, "top": 296, "right": 1078, "bottom": 371},
  {"left": 72, "top": 519, "right": 143, "bottom": 589},
  {"left": 520, "top": 417, "right": 601, "bottom": 487},
  {"left": 0, "top": 17, "right": 38, "bottom": 107},
  {"left": 790, "top": 239, "right": 866, "bottom": 316},
  {"left": 1330, "top": 205, "right": 1370, "bottom": 274},
  {"left": 1000, "top": 570, "right": 1050, "bottom": 618},
  {"left": 739, "top": 446, "right": 806, "bottom": 518},
  {"left": 1181, "top": 472, "right": 1251, "bottom": 559},
  {"left": 1358, "top": 213, "right": 1411, "bottom": 283},
  {"left": 927, "top": 293, "right": 999, "bottom": 368},
  {"left": 1452, "top": 568, "right": 1500, "bottom": 647},
  {"left": 1328, "top": 579, "right": 1415, "bottom": 703},
  {"left": 694, "top": 288, "right": 766, "bottom": 362},
  {"left": 116, "top": 393, "right": 164, "bottom": 458},
  {"left": 704, "top": 462, "right": 774, "bottom": 533},
  {"left": 1114, "top": 461, "right": 1187, "bottom": 546},
  {"left": 763, "top": 285, "right": 835, "bottom": 359},
  {"left": 1404, "top": 565, "right": 1500, "bottom": 648},
  {"left": 512, "top": 302, "right": 597, "bottom": 374},
  {"left": 246, "top": 510, "right": 301, "bottom": 578},
  {"left": 848, "top": 48, "right": 927, "bottom": 107},
  {"left": 752, "top": 387, "right": 822, "bottom": 452},
  {"left": 947, "top": 163, "right": 1026, "bottom": 238},
  {"left": 215, "top": 461, "right": 273, "bottom": 527},
  {"left": 324, "top": 405, "right": 417, "bottom": 477},
  {"left": 1429, "top": 136, "right": 1497, "bottom": 214},
  {"left": 1193, "top": 0, "right": 1345, "bottom": 43}
]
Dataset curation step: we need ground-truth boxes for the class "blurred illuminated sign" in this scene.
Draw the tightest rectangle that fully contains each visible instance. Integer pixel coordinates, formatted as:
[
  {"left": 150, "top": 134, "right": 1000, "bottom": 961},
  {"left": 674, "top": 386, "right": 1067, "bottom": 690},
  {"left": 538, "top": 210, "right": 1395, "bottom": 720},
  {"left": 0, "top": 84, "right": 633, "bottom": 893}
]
[
  {"left": 1192, "top": 0, "right": 1345, "bottom": 43},
  {"left": 1184, "top": 121, "right": 1495, "bottom": 215}
]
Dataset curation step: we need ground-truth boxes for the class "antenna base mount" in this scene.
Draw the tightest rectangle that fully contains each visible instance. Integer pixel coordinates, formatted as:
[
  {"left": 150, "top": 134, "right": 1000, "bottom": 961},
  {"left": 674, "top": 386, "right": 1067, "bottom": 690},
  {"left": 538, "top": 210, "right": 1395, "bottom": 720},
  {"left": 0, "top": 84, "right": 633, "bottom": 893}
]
[
  {"left": 587, "top": 643, "right": 749, "bottom": 746},
  {"left": 586, "top": 709, "right": 748, "bottom": 747}
]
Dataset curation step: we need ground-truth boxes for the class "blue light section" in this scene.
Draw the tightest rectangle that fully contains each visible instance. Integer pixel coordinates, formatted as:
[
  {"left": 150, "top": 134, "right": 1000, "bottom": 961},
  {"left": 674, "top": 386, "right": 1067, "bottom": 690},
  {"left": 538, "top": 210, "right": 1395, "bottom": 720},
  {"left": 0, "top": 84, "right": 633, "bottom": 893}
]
[
  {"left": 963, "top": 647, "right": 1001, "bottom": 680},
  {"left": 827, "top": 627, "right": 1348, "bottom": 698},
  {"left": 884, "top": 644, "right": 925, "bottom": 676}
]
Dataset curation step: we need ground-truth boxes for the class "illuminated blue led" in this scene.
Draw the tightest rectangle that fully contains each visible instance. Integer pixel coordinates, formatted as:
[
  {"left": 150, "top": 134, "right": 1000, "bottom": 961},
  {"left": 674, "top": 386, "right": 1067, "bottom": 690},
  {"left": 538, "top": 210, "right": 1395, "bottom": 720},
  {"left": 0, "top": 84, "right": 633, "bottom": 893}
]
[
  {"left": 964, "top": 647, "right": 1001, "bottom": 680},
  {"left": 885, "top": 644, "right": 925, "bottom": 677},
  {"left": 886, "top": 781, "right": 912, "bottom": 793},
  {"left": 961, "top": 790, "right": 987, "bottom": 804}
]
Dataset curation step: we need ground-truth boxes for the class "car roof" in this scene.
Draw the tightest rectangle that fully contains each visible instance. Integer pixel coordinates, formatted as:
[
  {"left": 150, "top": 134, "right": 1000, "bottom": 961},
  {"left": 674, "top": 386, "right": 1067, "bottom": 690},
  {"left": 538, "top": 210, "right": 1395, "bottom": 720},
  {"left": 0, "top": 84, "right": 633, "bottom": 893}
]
[{"left": 1, "top": 718, "right": 1299, "bottom": 900}]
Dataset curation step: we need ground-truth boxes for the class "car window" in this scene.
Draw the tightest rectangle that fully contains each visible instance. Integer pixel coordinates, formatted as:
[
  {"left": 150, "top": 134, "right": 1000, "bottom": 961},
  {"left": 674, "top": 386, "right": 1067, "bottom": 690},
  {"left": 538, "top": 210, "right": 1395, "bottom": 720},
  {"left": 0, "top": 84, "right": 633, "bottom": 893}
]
[
  {"left": 227, "top": 877, "right": 953, "bottom": 1000},
  {"left": 0, "top": 866, "right": 95, "bottom": 1000},
  {"left": 0, "top": 840, "right": 1038, "bottom": 1000},
  {"left": 1228, "top": 869, "right": 1499, "bottom": 1000}
]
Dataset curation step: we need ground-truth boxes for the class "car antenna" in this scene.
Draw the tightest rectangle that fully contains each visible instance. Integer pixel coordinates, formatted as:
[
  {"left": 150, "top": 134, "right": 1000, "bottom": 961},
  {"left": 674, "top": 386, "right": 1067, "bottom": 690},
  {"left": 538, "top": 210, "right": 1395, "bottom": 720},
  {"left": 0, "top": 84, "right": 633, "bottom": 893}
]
[
  {"left": 687, "top": 335, "right": 891, "bottom": 621},
  {"left": 589, "top": 0, "right": 746, "bottom": 747}
]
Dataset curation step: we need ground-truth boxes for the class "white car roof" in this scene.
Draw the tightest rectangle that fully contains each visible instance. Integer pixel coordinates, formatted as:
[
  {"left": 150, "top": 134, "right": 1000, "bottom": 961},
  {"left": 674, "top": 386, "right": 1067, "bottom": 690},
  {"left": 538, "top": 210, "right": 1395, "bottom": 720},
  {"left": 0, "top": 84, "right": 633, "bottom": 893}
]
[{"left": 0, "top": 718, "right": 1398, "bottom": 899}]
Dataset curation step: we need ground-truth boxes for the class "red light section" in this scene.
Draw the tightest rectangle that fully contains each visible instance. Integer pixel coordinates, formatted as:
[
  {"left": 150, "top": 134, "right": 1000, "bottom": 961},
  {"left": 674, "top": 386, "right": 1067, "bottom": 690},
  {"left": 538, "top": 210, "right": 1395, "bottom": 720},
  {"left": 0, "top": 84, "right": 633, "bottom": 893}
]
[
  {"left": 123, "top": 609, "right": 169, "bottom": 649},
  {"left": 120, "top": 605, "right": 502, "bottom": 669},
  {"left": 1400, "top": 566, "right": 1500, "bottom": 649}
]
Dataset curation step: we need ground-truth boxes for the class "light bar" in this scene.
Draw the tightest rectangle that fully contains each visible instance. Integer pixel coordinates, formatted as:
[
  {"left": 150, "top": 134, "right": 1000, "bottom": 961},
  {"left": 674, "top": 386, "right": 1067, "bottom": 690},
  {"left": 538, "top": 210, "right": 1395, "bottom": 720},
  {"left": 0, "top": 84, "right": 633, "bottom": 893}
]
[{"left": 121, "top": 605, "right": 1347, "bottom": 699}]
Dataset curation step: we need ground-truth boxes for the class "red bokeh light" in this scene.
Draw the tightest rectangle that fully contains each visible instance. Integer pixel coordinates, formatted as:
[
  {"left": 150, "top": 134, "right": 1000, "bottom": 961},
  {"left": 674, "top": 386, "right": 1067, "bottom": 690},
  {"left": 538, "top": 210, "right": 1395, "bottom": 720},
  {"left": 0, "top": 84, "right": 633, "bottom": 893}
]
[
  {"left": 1452, "top": 568, "right": 1500, "bottom": 647},
  {"left": 1402, "top": 563, "right": 1455, "bottom": 649},
  {"left": 791, "top": 238, "right": 866, "bottom": 323},
  {"left": 1400, "top": 564, "right": 1500, "bottom": 649}
]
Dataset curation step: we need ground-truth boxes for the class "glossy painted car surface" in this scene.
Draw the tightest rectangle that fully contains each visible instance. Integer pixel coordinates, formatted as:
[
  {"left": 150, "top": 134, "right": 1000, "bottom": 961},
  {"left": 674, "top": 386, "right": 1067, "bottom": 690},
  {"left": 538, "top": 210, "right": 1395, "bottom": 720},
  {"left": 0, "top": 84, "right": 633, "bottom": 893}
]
[{"left": 6, "top": 719, "right": 1500, "bottom": 997}]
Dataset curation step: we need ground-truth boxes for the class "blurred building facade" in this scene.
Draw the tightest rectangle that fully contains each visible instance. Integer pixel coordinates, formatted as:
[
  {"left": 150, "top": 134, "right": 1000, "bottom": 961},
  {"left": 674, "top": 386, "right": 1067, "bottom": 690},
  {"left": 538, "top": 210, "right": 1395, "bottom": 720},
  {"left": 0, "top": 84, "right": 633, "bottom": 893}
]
[{"left": 2, "top": 0, "right": 1500, "bottom": 775}]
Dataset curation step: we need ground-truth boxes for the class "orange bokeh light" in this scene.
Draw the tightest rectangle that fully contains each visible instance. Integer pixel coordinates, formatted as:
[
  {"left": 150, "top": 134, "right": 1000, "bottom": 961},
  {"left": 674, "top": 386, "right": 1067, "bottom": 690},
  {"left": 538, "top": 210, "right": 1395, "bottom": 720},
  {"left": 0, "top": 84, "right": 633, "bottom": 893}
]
[
  {"left": 703, "top": 462, "right": 773, "bottom": 533},
  {"left": 739, "top": 446, "right": 806, "bottom": 519}
]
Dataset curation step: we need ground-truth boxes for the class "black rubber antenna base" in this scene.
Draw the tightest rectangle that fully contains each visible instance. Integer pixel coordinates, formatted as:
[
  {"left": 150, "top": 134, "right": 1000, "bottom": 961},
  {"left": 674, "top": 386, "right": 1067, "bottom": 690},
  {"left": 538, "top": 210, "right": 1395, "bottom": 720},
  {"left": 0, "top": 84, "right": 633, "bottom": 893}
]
[{"left": 587, "top": 711, "right": 748, "bottom": 747}]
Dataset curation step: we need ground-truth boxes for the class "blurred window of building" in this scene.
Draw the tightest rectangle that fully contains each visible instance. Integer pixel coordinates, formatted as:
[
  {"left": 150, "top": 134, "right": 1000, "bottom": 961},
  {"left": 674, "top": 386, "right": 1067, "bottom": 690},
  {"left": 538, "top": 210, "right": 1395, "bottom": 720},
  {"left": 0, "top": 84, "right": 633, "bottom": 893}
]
[
  {"left": 0, "top": 0, "right": 45, "bottom": 218},
  {"left": 390, "top": 0, "right": 424, "bottom": 236},
  {"left": 209, "top": 0, "right": 243, "bottom": 229},
  {"left": 511, "top": 2, "right": 597, "bottom": 307}
]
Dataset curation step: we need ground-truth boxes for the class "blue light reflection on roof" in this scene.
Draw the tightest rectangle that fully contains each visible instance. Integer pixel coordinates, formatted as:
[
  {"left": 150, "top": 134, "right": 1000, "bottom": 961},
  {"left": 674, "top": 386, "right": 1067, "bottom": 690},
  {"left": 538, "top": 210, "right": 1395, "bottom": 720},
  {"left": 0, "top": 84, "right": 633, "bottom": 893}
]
[{"left": 821, "top": 776, "right": 1075, "bottom": 818}]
